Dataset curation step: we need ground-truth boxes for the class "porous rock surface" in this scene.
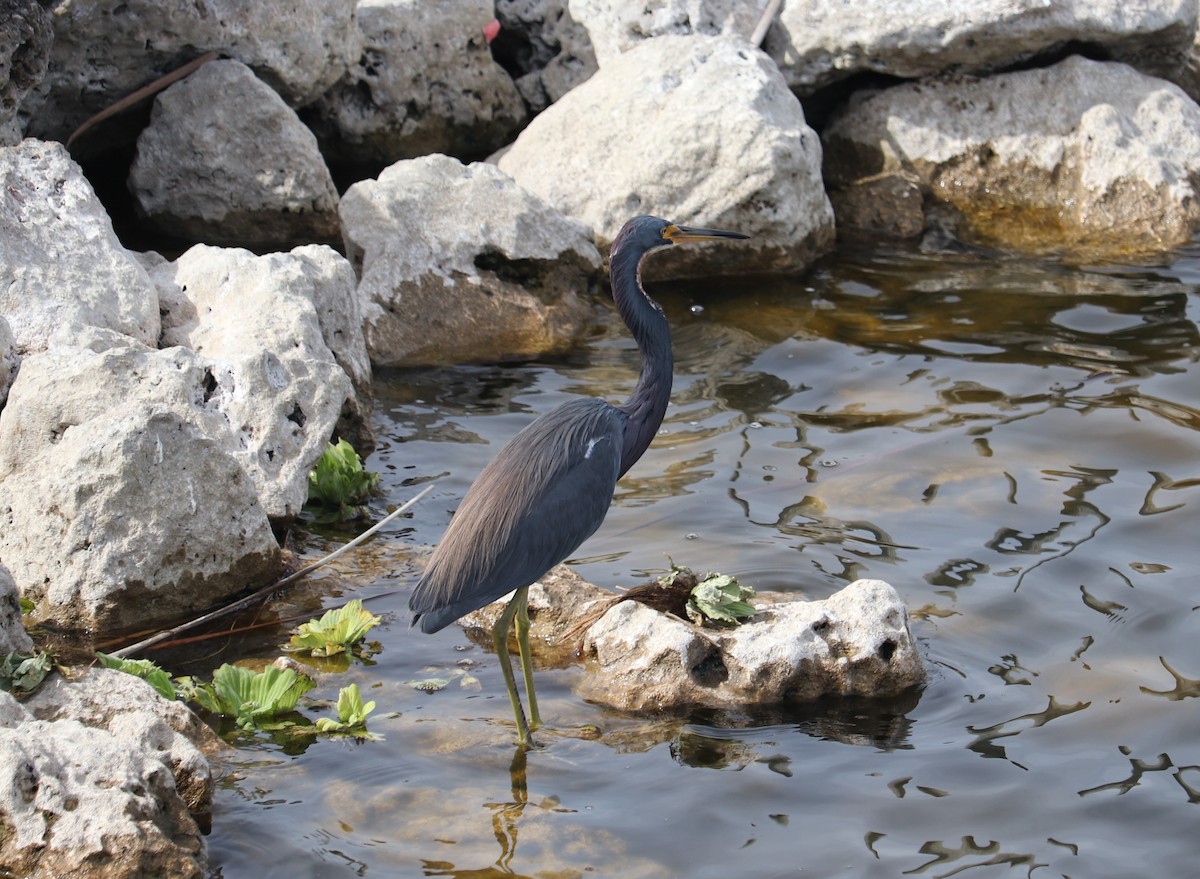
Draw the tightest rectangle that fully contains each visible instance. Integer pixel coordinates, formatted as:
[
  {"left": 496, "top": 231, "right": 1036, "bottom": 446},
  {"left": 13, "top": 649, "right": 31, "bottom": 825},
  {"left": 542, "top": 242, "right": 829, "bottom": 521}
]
[
  {"left": 0, "top": 562, "right": 32, "bottom": 655},
  {"left": 306, "top": 0, "right": 527, "bottom": 168},
  {"left": 824, "top": 55, "right": 1200, "bottom": 258},
  {"left": 0, "top": 316, "right": 16, "bottom": 407},
  {"left": 568, "top": 0, "right": 765, "bottom": 67},
  {"left": 340, "top": 153, "right": 601, "bottom": 367},
  {"left": 764, "top": 0, "right": 1198, "bottom": 94},
  {"left": 461, "top": 569, "right": 924, "bottom": 712},
  {"left": 20, "top": 0, "right": 357, "bottom": 145},
  {"left": 0, "top": 139, "right": 160, "bottom": 354},
  {"left": 0, "top": 0, "right": 51, "bottom": 145},
  {"left": 0, "top": 669, "right": 217, "bottom": 879},
  {"left": 129, "top": 60, "right": 340, "bottom": 249},
  {"left": 498, "top": 35, "right": 834, "bottom": 277}
]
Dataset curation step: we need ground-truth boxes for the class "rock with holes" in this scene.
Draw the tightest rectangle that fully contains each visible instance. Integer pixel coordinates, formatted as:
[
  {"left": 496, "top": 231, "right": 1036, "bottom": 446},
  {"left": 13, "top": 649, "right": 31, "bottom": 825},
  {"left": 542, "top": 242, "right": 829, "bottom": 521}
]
[
  {"left": 577, "top": 579, "right": 924, "bottom": 712},
  {"left": 128, "top": 60, "right": 340, "bottom": 249},
  {"left": 823, "top": 55, "right": 1200, "bottom": 258},
  {"left": 305, "top": 0, "right": 527, "bottom": 169},
  {"left": 0, "top": 562, "right": 32, "bottom": 655},
  {"left": 494, "top": 0, "right": 598, "bottom": 113},
  {"left": 497, "top": 34, "right": 834, "bottom": 277},
  {"left": 0, "top": 670, "right": 215, "bottom": 879},
  {"left": 762, "top": 0, "right": 1196, "bottom": 95},
  {"left": 19, "top": 0, "right": 357, "bottom": 150},
  {"left": 339, "top": 153, "right": 601, "bottom": 367},
  {"left": 0, "top": 364, "right": 281, "bottom": 631},
  {"left": 145, "top": 242, "right": 372, "bottom": 466},
  {"left": 0, "top": 0, "right": 51, "bottom": 146},
  {"left": 0, "top": 139, "right": 160, "bottom": 354},
  {"left": 0, "top": 315, "right": 16, "bottom": 409},
  {"left": 567, "top": 0, "right": 766, "bottom": 67}
]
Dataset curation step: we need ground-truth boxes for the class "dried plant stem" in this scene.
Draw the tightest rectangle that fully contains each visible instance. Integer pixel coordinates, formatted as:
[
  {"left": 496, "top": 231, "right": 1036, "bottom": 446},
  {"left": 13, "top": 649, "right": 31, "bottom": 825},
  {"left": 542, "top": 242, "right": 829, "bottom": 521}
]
[{"left": 109, "top": 485, "right": 432, "bottom": 658}]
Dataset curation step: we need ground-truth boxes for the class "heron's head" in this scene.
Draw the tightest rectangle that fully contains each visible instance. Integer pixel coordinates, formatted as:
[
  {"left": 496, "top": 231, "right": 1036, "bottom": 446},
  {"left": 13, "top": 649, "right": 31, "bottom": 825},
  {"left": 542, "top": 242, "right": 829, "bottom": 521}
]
[{"left": 612, "top": 215, "right": 750, "bottom": 260}]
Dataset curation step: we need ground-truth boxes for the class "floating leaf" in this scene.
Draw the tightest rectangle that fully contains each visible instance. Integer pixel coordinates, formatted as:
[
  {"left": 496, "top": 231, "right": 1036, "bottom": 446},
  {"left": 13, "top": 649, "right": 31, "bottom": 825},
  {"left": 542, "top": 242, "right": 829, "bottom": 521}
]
[
  {"left": 407, "top": 676, "right": 452, "bottom": 693},
  {"left": 96, "top": 652, "right": 177, "bottom": 701},
  {"left": 184, "top": 664, "right": 315, "bottom": 731},
  {"left": 18, "top": 597, "right": 34, "bottom": 615},
  {"left": 0, "top": 651, "right": 52, "bottom": 696},
  {"left": 686, "top": 573, "right": 757, "bottom": 627},
  {"left": 315, "top": 683, "right": 377, "bottom": 733},
  {"left": 305, "top": 439, "right": 380, "bottom": 522},
  {"left": 287, "top": 599, "right": 381, "bottom": 657}
]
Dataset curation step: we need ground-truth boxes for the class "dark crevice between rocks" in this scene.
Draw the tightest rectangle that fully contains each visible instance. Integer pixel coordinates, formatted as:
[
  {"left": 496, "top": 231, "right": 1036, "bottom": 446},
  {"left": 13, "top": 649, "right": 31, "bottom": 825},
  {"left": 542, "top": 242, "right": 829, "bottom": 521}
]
[
  {"left": 473, "top": 249, "right": 552, "bottom": 288},
  {"left": 689, "top": 645, "right": 729, "bottom": 688}
]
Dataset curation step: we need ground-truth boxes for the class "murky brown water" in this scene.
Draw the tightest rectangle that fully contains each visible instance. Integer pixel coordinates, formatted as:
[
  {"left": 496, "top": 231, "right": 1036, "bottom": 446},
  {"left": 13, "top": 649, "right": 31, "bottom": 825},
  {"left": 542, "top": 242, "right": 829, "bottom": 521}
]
[{"left": 199, "top": 241, "right": 1200, "bottom": 878}]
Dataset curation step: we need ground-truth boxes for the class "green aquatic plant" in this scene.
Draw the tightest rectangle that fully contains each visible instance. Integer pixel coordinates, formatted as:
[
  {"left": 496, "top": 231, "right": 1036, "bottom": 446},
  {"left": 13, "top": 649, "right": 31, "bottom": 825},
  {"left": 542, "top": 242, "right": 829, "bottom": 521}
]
[
  {"left": 315, "top": 683, "right": 377, "bottom": 735},
  {"left": 0, "top": 650, "right": 53, "bottom": 696},
  {"left": 305, "top": 439, "right": 380, "bottom": 522},
  {"left": 96, "top": 652, "right": 178, "bottom": 701},
  {"left": 286, "top": 599, "right": 381, "bottom": 657},
  {"left": 685, "top": 572, "right": 757, "bottom": 627},
  {"left": 180, "top": 663, "right": 315, "bottom": 731}
]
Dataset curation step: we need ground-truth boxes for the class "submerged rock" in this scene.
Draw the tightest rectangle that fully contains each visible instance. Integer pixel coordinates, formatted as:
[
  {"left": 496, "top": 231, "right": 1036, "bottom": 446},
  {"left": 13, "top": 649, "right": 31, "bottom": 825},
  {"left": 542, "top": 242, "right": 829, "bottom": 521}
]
[
  {"left": 129, "top": 60, "right": 340, "bottom": 249},
  {"left": 824, "top": 56, "right": 1200, "bottom": 258},
  {"left": 461, "top": 569, "right": 924, "bottom": 713},
  {"left": 340, "top": 153, "right": 601, "bottom": 367},
  {"left": 497, "top": 34, "right": 834, "bottom": 277}
]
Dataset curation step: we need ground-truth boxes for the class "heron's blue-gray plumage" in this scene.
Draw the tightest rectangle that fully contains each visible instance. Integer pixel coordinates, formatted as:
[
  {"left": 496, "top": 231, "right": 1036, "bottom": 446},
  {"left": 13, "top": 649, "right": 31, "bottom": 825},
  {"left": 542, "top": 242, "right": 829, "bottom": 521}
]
[{"left": 410, "top": 397, "right": 625, "bottom": 633}]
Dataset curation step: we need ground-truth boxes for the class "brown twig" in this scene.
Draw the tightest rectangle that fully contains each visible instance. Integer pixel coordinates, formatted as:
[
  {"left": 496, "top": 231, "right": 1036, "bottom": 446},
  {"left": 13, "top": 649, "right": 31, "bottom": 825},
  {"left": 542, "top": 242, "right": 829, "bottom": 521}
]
[
  {"left": 66, "top": 51, "right": 219, "bottom": 147},
  {"left": 750, "top": 0, "right": 783, "bottom": 48},
  {"left": 109, "top": 486, "right": 433, "bottom": 658}
]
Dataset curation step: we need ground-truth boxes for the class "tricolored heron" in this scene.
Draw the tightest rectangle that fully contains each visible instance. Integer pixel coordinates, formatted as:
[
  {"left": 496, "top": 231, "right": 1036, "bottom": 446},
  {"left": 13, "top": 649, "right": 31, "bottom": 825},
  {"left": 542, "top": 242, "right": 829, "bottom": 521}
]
[{"left": 409, "top": 215, "right": 750, "bottom": 746}]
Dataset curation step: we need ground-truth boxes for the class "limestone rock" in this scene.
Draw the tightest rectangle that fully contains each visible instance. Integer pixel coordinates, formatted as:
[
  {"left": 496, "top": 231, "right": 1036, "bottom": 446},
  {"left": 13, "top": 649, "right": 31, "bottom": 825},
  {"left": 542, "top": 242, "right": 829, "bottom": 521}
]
[
  {"left": 20, "top": 0, "right": 357, "bottom": 146},
  {"left": 497, "top": 35, "right": 835, "bottom": 277},
  {"left": 568, "top": 0, "right": 767, "bottom": 66},
  {"left": 0, "top": 563, "right": 32, "bottom": 655},
  {"left": 0, "top": 0, "right": 51, "bottom": 145},
  {"left": 24, "top": 669, "right": 221, "bottom": 816},
  {"left": 0, "top": 139, "right": 159, "bottom": 354},
  {"left": 0, "top": 391, "right": 280, "bottom": 633},
  {"left": 495, "top": 0, "right": 598, "bottom": 112},
  {"left": 340, "top": 154, "right": 601, "bottom": 367},
  {"left": 148, "top": 243, "right": 373, "bottom": 466},
  {"left": 306, "top": 0, "right": 528, "bottom": 168},
  {"left": 823, "top": 56, "right": 1200, "bottom": 258},
  {"left": 0, "top": 671, "right": 212, "bottom": 879},
  {"left": 0, "top": 316, "right": 16, "bottom": 408},
  {"left": 764, "top": 0, "right": 1198, "bottom": 95},
  {"left": 578, "top": 579, "right": 924, "bottom": 713},
  {"left": 129, "top": 60, "right": 339, "bottom": 249}
]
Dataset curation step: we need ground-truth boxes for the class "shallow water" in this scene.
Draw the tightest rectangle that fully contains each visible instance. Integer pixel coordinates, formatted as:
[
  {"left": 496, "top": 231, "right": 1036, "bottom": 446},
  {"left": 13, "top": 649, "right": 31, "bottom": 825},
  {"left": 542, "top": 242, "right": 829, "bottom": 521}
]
[{"left": 200, "top": 241, "right": 1200, "bottom": 878}]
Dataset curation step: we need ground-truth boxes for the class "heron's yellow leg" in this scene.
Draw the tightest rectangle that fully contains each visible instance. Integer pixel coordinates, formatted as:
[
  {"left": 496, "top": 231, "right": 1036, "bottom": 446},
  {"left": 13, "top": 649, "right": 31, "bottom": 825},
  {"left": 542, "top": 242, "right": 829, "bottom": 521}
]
[
  {"left": 512, "top": 586, "right": 542, "bottom": 731},
  {"left": 493, "top": 588, "right": 535, "bottom": 747}
]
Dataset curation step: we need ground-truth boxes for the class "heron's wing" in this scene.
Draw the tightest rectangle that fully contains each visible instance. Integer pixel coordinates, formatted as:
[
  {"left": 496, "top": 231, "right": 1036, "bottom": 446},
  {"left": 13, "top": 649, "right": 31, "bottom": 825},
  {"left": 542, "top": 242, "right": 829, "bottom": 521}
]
[{"left": 410, "top": 398, "right": 625, "bottom": 632}]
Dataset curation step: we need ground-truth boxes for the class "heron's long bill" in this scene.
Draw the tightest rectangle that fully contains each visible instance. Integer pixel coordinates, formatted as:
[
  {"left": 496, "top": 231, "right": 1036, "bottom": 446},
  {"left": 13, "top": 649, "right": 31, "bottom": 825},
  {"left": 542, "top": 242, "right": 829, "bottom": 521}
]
[{"left": 664, "top": 224, "right": 751, "bottom": 242}]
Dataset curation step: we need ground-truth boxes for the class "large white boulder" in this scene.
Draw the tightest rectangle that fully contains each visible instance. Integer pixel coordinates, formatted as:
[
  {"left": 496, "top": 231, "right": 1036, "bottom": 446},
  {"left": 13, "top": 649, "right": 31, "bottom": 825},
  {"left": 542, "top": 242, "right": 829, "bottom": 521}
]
[
  {"left": 129, "top": 60, "right": 340, "bottom": 249},
  {"left": 147, "top": 243, "right": 372, "bottom": 467},
  {"left": 0, "top": 316, "right": 16, "bottom": 407},
  {"left": 0, "top": 669, "right": 215, "bottom": 879},
  {"left": 340, "top": 154, "right": 601, "bottom": 367},
  {"left": 0, "top": 139, "right": 159, "bottom": 353},
  {"left": 764, "top": 0, "right": 1197, "bottom": 94},
  {"left": 568, "top": 0, "right": 763, "bottom": 67},
  {"left": 0, "top": 383, "right": 281, "bottom": 633},
  {"left": 307, "top": 0, "right": 527, "bottom": 168},
  {"left": 497, "top": 35, "right": 834, "bottom": 277},
  {"left": 20, "top": 0, "right": 357, "bottom": 144},
  {"left": 823, "top": 55, "right": 1200, "bottom": 258}
]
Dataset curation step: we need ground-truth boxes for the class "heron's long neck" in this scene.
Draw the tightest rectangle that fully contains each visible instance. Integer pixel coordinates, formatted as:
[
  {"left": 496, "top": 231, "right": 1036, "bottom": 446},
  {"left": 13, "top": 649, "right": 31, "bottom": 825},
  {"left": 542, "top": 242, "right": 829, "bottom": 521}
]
[{"left": 611, "top": 246, "right": 674, "bottom": 477}]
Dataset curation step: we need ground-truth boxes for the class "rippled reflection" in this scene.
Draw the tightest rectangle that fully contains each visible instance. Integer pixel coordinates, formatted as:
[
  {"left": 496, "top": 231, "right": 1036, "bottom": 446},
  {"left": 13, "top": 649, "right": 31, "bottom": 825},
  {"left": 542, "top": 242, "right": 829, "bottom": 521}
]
[{"left": 202, "top": 241, "right": 1200, "bottom": 879}]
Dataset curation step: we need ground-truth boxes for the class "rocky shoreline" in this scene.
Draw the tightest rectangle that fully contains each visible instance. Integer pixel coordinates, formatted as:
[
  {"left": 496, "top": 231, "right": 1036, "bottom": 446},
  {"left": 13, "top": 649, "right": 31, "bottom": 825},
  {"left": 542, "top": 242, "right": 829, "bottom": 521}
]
[{"left": 4, "top": 1, "right": 1200, "bottom": 876}]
